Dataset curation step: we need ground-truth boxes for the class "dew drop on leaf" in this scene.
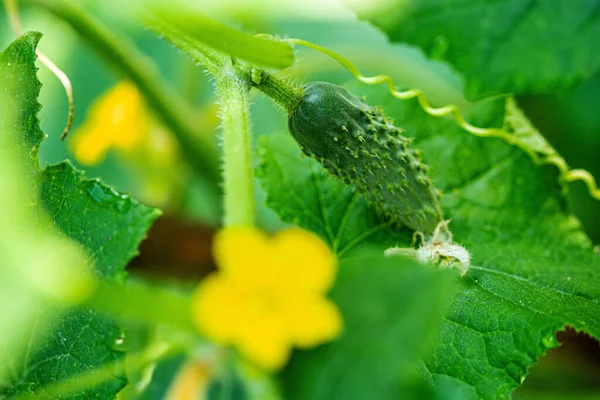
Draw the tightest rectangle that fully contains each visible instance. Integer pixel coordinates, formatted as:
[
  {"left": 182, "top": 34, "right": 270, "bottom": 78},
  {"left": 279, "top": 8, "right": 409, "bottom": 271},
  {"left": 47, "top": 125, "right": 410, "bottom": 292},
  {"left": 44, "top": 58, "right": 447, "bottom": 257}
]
[
  {"left": 115, "top": 194, "right": 131, "bottom": 213},
  {"left": 542, "top": 335, "right": 557, "bottom": 348},
  {"left": 87, "top": 181, "right": 114, "bottom": 204}
]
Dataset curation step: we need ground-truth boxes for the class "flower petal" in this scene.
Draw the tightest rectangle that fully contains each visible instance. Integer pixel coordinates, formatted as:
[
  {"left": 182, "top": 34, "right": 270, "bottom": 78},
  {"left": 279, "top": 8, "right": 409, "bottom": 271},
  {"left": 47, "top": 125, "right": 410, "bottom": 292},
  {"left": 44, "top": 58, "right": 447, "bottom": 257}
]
[
  {"left": 108, "top": 83, "right": 146, "bottom": 150},
  {"left": 197, "top": 227, "right": 343, "bottom": 370},
  {"left": 238, "top": 329, "right": 291, "bottom": 370},
  {"left": 287, "top": 296, "right": 343, "bottom": 348},
  {"left": 71, "top": 126, "right": 111, "bottom": 165},
  {"left": 192, "top": 275, "right": 241, "bottom": 343},
  {"left": 70, "top": 82, "right": 147, "bottom": 165},
  {"left": 213, "top": 227, "right": 276, "bottom": 282},
  {"left": 274, "top": 229, "right": 337, "bottom": 292}
]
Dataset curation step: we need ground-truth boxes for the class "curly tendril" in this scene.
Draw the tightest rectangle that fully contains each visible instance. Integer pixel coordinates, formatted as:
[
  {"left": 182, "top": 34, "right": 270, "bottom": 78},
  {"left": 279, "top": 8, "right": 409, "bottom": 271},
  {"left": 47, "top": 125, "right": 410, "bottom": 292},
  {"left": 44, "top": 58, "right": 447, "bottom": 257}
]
[{"left": 286, "top": 38, "right": 600, "bottom": 201}]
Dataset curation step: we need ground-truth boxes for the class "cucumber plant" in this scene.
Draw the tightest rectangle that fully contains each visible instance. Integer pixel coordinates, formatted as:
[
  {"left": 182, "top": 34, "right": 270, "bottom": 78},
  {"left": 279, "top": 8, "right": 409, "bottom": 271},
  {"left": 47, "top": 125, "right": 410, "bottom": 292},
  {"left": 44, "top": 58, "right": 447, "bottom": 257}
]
[{"left": 1, "top": 1, "right": 600, "bottom": 399}]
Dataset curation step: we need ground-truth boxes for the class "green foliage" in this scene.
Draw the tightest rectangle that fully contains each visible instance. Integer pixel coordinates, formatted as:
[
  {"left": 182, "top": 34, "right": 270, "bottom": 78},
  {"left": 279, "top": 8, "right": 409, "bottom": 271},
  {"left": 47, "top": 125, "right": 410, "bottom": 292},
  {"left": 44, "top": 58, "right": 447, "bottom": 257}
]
[
  {"left": 257, "top": 82, "right": 600, "bottom": 398},
  {"left": 0, "top": 32, "right": 45, "bottom": 178},
  {"left": 2, "top": 1, "right": 600, "bottom": 398},
  {"left": 40, "top": 163, "right": 160, "bottom": 281},
  {"left": 353, "top": 0, "right": 600, "bottom": 98},
  {"left": 288, "top": 81, "right": 443, "bottom": 233},
  {"left": 27, "top": 0, "right": 221, "bottom": 184},
  {"left": 0, "top": 33, "right": 160, "bottom": 398},
  {"left": 0, "top": 33, "right": 83, "bottom": 388}
]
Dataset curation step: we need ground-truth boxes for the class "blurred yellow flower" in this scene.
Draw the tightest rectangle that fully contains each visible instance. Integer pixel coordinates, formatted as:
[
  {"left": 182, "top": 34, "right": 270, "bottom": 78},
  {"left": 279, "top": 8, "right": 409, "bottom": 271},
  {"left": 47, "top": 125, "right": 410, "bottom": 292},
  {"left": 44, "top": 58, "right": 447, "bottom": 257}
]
[
  {"left": 71, "top": 81, "right": 147, "bottom": 165},
  {"left": 193, "top": 227, "right": 342, "bottom": 370},
  {"left": 69, "top": 81, "right": 193, "bottom": 207}
]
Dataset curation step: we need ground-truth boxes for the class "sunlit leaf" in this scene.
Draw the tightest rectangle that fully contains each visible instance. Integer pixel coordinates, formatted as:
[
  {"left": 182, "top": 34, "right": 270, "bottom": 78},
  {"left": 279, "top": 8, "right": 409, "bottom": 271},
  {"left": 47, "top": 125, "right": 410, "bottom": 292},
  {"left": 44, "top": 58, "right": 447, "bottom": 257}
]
[{"left": 143, "top": 0, "right": 294, "bottom": 70}]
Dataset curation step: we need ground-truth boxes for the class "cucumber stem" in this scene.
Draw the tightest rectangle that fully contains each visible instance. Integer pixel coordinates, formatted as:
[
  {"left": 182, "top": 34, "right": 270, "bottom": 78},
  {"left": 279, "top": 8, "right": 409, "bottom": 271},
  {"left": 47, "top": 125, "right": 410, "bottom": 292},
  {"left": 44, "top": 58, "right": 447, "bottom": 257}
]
[
  {"left": 249, "top": 69, "right": 304, "bottom": 114},
  {"left": 216, "top": 68, "right": 256, "bottom": 227}
]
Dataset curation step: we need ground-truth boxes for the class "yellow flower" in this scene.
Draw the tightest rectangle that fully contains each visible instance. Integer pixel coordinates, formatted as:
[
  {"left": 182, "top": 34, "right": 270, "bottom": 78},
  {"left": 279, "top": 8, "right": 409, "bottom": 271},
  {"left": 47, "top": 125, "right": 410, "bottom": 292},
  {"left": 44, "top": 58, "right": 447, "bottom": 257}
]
[
  {"left": 69, "top": 81, "right": 191, "bottom": 206},
  {"left": 71, "top": 82, "right": 147, "bottom": 165},
  {"left": 193, "top": 227, "right": 342, "bottom": 370}
]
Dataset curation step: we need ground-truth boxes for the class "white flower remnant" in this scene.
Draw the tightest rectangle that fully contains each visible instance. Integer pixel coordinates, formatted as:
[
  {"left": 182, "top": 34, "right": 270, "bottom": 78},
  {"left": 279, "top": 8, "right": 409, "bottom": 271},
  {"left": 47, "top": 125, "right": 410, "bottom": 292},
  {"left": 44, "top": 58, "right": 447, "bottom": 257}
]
[{"left": 385, "top": 220, "right": 471, "bottom": 276}]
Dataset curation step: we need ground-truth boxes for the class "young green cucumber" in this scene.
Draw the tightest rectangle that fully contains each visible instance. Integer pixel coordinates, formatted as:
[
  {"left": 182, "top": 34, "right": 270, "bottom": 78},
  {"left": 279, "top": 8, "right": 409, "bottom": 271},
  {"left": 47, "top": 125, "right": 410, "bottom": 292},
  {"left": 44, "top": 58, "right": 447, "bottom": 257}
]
[{"left": 288, "top": 82, "right": 443, "bottom": 234}]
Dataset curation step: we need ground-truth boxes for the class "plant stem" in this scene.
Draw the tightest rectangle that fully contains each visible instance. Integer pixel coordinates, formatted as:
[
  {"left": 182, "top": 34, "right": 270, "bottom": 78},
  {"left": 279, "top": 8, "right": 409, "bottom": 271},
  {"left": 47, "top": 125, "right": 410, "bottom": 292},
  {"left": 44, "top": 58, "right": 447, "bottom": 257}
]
[
  {"left": 215, "top": 66, "right": 255, "bottom": 227},
  {"left": 26, "top": 0, "right": 221, "bottom": 187},
  {"left": 248, "top": 69, "right": 305, "bottom": 114},
  {"left": 84, "top": 281, "right": 196, "bottom": 332}
]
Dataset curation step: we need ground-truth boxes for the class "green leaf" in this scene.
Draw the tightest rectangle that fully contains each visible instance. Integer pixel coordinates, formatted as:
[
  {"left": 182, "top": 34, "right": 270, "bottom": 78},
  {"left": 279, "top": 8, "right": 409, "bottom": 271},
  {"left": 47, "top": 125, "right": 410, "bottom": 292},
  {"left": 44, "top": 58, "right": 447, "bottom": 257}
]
[
  {"left": 352, "top": 0, "right": 600, "bottom": 98},
  {"left": 0, "top": 32, "right": 45, "bottom": 178},
  {"left": 257, "top": 82, "right": 600, "bottom": 398},
  {"left": 143, "top": 0, "right": 294, "bottom": 70},
  {"left": 0, "top": 33, "right": 160, "bottom": 398},
  {"left": 40, "top": 163, "right": 160, "bottom": 281},
  {"left": 0, "top": 34, "right": 72, "bottom": 387},
  {"left": 281, "top": 251, "right": 454, "bottom": 400}
]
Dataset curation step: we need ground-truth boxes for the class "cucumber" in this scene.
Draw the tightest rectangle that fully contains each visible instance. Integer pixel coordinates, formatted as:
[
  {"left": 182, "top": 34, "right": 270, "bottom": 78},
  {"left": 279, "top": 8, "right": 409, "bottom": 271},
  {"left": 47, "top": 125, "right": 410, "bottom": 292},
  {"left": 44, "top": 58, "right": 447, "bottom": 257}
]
[{"left": 288, "top": 82, "right": 443, "bottom": 234}]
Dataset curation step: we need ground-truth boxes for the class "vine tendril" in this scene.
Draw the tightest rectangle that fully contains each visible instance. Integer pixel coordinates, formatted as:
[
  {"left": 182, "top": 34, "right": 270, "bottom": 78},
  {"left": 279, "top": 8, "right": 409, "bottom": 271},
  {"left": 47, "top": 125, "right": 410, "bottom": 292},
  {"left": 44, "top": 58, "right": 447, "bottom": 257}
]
[{"left": 286, "top": 38, "right": 600, "bottom": 201}]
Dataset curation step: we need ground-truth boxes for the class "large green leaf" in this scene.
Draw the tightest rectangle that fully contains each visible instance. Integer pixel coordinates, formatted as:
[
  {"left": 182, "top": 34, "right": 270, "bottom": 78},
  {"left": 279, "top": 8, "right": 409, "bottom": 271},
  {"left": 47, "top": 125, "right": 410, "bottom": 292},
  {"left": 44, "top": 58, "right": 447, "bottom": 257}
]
[
  {"left": 0, "top": 33, "right": 81, "bottom": 388},
  {"left": 0, "top": 33, "right": 160, "bottom": 398},
  {"left": 256, "top": 82, "right": 600, "bottom": 398},
  {"left": 352, "top": 0, "right": 600, "bottom": 98}
]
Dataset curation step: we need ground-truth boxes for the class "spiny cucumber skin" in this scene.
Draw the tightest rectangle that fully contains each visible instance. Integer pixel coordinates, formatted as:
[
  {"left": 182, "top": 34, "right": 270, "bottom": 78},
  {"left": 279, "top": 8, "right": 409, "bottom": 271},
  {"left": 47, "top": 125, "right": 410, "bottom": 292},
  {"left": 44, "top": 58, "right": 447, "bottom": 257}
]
[{"left": 288, "top": 82, "right": 443, "bottom": 234}]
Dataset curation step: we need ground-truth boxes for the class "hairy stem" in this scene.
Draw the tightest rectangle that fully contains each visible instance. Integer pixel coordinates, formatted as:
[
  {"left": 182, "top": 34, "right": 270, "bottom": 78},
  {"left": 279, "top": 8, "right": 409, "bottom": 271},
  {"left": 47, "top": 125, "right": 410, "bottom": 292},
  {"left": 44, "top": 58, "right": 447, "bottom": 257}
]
[
  {"left": 216, "top": 67, "right": 255, "bottom": 227},
  {"left": 26, "top": 0, "right": 221, "bottom": 187},
  {"left": 248, "top": 69, "right": 305, "bottom": 114}
]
